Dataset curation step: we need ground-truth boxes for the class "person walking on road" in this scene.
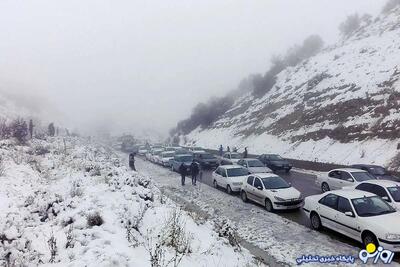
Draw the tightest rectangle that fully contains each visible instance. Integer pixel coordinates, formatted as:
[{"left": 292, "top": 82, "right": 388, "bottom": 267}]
[
  {"left": 233, "top": 146, "right": 238, "bottom": 152},
  {"left": 227, "top": 146, "right": 230, "bottom": 152},
  {"left": 243, "top": 147, "right": 248, "bottom": 158},
  {"left": 219, "top": 145, "right": 223, "bottom": 156},
  {"left": 179, "top": 163, "right": 187, "bottom": 186},
  {"left": 129, "top": 152, "right": 137, "bottom": 171},
  {"left": 190, "top": 159, "right": 199, "bottom": 186}
]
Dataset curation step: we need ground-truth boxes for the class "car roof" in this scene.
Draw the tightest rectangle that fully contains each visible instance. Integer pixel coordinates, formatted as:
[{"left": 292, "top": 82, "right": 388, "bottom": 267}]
[
  {"left": 330, "top": 168, "right": 367, "bottom": 173},
  {"left": 328, "top": 189, "right": 376, "bottom": 198},
  {"left": 176, "top": 154, "right": 192, "bottom": 157},
  {"left": 218, "top": 165, "right": 245, "bottom": 170},
  {"left": 253, "top": 173, "right": 280, "bottom": 179},
  {"left": 357, "top": 179, "right": 400, "bottom": 187},
  {"left": 243, "top": 158, "right": 259, "bottom": 161}
]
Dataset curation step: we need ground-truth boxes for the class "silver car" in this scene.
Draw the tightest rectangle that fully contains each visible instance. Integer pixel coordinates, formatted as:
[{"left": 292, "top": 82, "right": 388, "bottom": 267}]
[{"left": 237, "top": 158, "right": 272, "bottom": 174}]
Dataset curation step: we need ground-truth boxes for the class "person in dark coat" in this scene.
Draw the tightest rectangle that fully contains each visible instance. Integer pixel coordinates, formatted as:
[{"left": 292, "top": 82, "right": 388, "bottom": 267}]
[
  {"left": 227, "top": 146, "right": 230, "bottom": 152},
  {"left": 219, "top": 145, "right": 223, "bottom": 156},
  {"left": 129, "top": 153, "right": 136, "bottom": 171},
  {"left": 179, "top": 163, "right": 187, "bottom": 186},
  {"left": 190, "top": 160, "right": 200, "bottom": 186},
  {"left": 243, "top": 147, "right": 248, "bottom": 158}
]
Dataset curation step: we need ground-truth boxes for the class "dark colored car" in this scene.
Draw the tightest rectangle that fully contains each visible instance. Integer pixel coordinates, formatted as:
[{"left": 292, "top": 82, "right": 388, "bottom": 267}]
[
  {"left": 258, "top": 154, "right": 292, "bottom": 173},
  {"left": 170, "top": 154, "right": 193, "bottom": 173},
  {"left": 193, "top": 152, "right": 219, "bottom": 169},
  {"left": 351, "top": 164, "right": 399, "bottom": 182}
]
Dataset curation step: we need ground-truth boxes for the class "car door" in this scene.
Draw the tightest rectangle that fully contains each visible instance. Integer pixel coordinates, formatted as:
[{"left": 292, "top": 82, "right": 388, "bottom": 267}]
[
  {"left": 327, "top": 171, "right": 342, "bottom": 190},
  {"left": 252, "top": 177, "right": 265, "bottom": 204},
  {"left": 317, "top": 194, "right": 339, "bottom": 229},
  {"left": 340, "top": 171, "right": 355, "bottom": 188},
  {"left": 365, "top": 184, "right": 392, "bottom": 204},
  {"left": 245, "top": 176, "right": 257, "bottom": 201},
  {"left": 214, "top": 167, "right": 223, "bottom": 185},
  {"left": 335, "top": 196, "right": 360, "bottom": 239}
]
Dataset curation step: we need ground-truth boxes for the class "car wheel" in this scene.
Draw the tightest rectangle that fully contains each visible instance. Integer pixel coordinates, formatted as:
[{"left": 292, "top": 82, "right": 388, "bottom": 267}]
[
  {"left": 213, "top": 180, "right": 218, "bottom": 189},
  {"left": 241, "top": 191, "right": 248, "bottom": 202},
  {"left": 310, "top": 212, "right": 322, "bottom": 230},
  {"left": 362, "top": 232, "right": 379, "bottom": 248},
  {"left": 227, "top": 185, "right": 232, "bottom": 195},
  {"left": 321, "top": 182, "right": 330, "bottom": 193},
  {"left": 265, "top": 198, "right": 273, "bottom": 212}
]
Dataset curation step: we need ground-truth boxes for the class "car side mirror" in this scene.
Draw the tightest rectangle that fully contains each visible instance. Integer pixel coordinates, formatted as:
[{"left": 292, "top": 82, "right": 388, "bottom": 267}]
[
  {"left": 344, "top": 211, "right": 355, "bottom": 217},
  {"left": 288, "top": 182, "right": 292, "bottom": 186},
  {"left": 347, "top": 178, "right": 354, "bottom": 182},
  {"left": 382, "top": 196, "right": 390, "bottom": 202},
  {"left": 257, "top": 186, "right": 263, "bottom": 190}
]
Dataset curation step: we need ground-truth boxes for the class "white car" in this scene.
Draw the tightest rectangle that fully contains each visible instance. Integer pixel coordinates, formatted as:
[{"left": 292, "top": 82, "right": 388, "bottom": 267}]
[
  {"left": 316, "top": 168, "right": 376, "bottom": 193},
  {"left": 160, "top": 151, "right": 175, "bottom": 167},
  {"left": 237, "top": 158, "right": 272, "bottom": 174},
  {"left": 189, "top": 147, "right": 206, "bottom": 154},
  {"left": 240, "top": 173, "right": 303, "bottom": 211},
  {"left": 212, "top": 165, "right": 249, "bottom": 194},
  {"left": 150, "top": 149, "right": 164, "bottom": 163},
  {"left": 345, "top": 180, "right": 400, "bottom": 211},
  {"left": 138, "top": 146, "right": 148, "bottom": 156},
  {"left": 220, "top": 152, "right": 242, "bottom": 165},
  {"left": 303, "top": 189, "right": 400, "bottom": 252}
]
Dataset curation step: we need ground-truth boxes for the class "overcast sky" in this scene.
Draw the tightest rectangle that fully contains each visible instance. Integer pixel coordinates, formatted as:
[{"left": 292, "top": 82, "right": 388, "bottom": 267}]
[{"left": 0, "top": 0, "right": 386, "bottom": 137}]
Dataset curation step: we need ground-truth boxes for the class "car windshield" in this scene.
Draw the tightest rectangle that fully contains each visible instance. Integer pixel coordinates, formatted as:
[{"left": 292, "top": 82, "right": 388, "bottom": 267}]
[
  {"left": 162, "top": 153, "right": 174, "bottom": 158},
  {"left": 268, "top": 155, "right": 283, "bottom": 161},
  {"left": 369, "top": 167, "right": 386, "bottom": 176},
  {"left": 248, "top": 160, "right": 264, "bottom": 167},
  {"left": 179, "top": 156, "right": 193, "bottom": 162},
  {"left": 351, "top": 172, "right": 376, "bottom": 182},
  {"left": 388, "top": 186, "right": 400, "bottom": 202},
  {"left": 175, "top": 150, "right": 189, "bottom": 155},
  {"left": 153, "top": 151, "right": 162, "bottom": 155},
  {"left": 262, "top": 176, "right": 290, "bottom": 189},
  {"left": 226, "top": 168, "right": 249, "bottom": 177},
  {"left": 230, "top": 153, "right": 241, "bottom": 159},
  {"left": 199, "top": 153, "right": 215, "bottom": 159},
  {"left": 351, "top": 196, "right": 396, "bottom": 217}
]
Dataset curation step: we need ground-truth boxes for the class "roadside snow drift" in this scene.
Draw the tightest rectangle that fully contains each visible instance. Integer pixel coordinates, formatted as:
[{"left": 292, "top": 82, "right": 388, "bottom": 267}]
[{"left": 0, "top": 137, "right": 257, "bottom": 266}]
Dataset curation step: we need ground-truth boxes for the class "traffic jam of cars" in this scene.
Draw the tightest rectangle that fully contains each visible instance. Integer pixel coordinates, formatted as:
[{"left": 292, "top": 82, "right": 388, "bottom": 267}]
[{"left": 136, "top": 144, "right": 400, "bottom": 252}]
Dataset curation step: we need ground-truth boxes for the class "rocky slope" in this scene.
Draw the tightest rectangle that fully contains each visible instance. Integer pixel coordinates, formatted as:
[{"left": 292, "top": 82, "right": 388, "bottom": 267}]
[{"left": 186, "top": 7, "right": 400, "bottom": 170}]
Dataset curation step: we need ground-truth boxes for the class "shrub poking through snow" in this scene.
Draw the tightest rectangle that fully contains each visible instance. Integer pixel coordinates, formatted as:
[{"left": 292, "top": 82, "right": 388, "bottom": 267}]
[
  {"left": 215, "top": 219, "right": 241, "bottom": 251},
  {"left": 65, "top": 225, "right": 75, "bottom": 249},
  {"left": 87, "top": 212, "right": 104, "bottom": 227},
  {"left": 70, "top": 180, "right": 83, "bottom": 197},
  {"left": 48, "top": 231, "right": 58, "bottom": 263}
]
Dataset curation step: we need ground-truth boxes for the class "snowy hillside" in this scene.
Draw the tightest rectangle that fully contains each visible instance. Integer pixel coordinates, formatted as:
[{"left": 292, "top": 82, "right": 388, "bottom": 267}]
[
  {"left": 0, "top": 137, "right": 257, "bottom": 266},
  {"left": 186, "top": 7, "right": 400, "bottom": 170}
]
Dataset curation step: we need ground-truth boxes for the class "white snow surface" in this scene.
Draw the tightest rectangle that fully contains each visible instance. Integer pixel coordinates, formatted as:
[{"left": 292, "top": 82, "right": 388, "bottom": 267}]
[
  {"left": 184, "top": 8, "right": 400, "bottom": 170},
  {"left": 0, "top": 137, "right": 257, "bottom": 266}
]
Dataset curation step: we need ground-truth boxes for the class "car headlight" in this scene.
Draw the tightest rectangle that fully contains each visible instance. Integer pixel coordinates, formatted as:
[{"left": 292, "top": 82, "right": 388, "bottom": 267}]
[
  {"left": 386, "top": 233, "right": 400, "bottom": 241},
  {"left": 274, "top": 196, "right": 286, "bottom": 202}
]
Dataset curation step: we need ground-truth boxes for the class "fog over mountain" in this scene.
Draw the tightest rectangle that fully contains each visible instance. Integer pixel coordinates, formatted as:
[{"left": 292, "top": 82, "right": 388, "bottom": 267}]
[{"left": 0, "top": 0, "right": 385, "bottom": 137}]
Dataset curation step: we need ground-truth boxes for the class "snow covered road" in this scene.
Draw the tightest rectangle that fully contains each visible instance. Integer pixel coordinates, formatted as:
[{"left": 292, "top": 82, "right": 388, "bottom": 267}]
[{"left": 134, "top": 157, "right": 377, "bottom": 266}]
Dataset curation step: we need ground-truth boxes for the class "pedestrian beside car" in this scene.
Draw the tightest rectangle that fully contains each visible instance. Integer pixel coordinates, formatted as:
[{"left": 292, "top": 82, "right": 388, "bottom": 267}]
[
  {"left": 219, "top": 145, "right": 223, "bottom": 156},
  {"left": 179, "top": 163, "right": 187, "bottom": 186},
  {"left": 227, "top": 146, "right": 231, "bottom": 152},
  {"left": 129, "top": 152, "right": 137, "bottom": 171},
  {"left": 233, "top": 146, "right": 238, "bottom": 152},
  {"left": 190, "top": 159, "right": 199, "bottom": 186},
  {"left": 243, "top": 147, "right": 248, "bottom": 158}
]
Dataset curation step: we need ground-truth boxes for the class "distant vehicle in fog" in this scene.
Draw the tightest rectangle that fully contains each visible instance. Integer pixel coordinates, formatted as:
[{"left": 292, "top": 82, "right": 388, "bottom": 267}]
[
  {"left": 150, "top": 149, "right": 164, "bottom": 163},
  {"left": 257, "top": 154, "right": 292, "bottom": 173},
  {"left": 193, "top": 152, "right": 219, "bottom": 169},
  {"left": 170, "top": 154, "right": 193, "bottom": 172},
  {"left": 160, "top": 151, "right": 175, "bottom": 167},
  {"left": 237, "top": 158, "right": 272, "bottom": 174},
  {"left": 220, "top": 152, "right": 242, "bottom": 165},
  {"left": 351, "top": 164, "right": 399, "bottom": 181},
  {"left": 240, "top": 173, "right": 303, "bottom": 212},
  {"left": 316, "top": 168, "right": 376, "bottom": 192},
  {"left": 189, "top": 146, "right": 206, "bottom": 153},
  {"left": 174, "top": 149, "right": 190, "bottom": 156},
  {"left": 138, "top": 146, "right": 148, "bottom": 156}
]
